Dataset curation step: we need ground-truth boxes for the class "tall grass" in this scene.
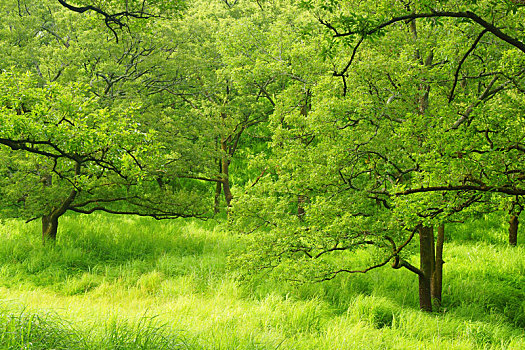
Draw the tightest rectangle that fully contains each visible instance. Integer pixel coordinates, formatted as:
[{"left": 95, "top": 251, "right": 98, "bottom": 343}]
[
  {"left": 0, "top": 308, "right": 197, "bottom": 349},
  {"left": 0, "top": 212, "right": 523, "bottom": 349}
]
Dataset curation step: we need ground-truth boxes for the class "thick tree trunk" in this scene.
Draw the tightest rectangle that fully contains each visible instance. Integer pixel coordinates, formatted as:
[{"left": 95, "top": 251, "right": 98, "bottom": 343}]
[
  {"left": 42, "top": 213, "right": 59, "bottom": 244},
  {"left": 419, "top": 226, "right": 434, "bottom": 312},
  {"left": 221, "top": 169, "right": 233, "bottom": 208},
  {"left": 509, "top": 215, "right": 519, "bottom": 246},
  {"left": 40, "top": 162, "right": 80, "bottom": 245},
  {"left": 431, "top": 224, "right": 445, "bottom": 307}
]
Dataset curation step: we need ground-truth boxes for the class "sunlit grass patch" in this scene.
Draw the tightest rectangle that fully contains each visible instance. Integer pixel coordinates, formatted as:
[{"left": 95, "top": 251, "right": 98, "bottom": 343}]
[{"left": 0, "top": 213, "right": 524, "bottom": 349}]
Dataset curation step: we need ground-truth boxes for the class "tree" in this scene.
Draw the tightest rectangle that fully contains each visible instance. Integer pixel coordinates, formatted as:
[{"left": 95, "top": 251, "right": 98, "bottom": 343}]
[
  {"left": 232, "top": 0, "right": 525, "bottom": 311},
  {"left": 143, "top": 0, "right": 311, "bottom": 212},
  {"left": 0, "top": 71, "right": 206, "bottom": 243}
]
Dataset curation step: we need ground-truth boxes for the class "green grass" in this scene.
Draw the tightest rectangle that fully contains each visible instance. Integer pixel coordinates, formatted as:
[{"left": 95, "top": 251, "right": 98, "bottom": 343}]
[{"left": 0, "top": 212, "right": 523, "bottom": 349}]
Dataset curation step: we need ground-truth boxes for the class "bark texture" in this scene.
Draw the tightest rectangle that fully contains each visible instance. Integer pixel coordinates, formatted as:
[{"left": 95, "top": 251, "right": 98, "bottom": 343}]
[
  {"left": 42, "top": 214, "right": 59, "bottom": 243},
  {"left": 419, "top": 226, "right": 434, "bottom": 312},
  {"left": 431, "top": 224, "right": 445, "bottom": 307}
]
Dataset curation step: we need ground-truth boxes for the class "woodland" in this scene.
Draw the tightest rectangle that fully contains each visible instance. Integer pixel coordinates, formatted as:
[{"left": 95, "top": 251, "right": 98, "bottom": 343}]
[{"left": 0, "top": 0, "right": 524, "bottom": 349}]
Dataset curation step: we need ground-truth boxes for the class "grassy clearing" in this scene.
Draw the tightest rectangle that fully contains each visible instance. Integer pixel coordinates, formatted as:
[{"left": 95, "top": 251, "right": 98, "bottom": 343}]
[{"left": 0, "top": 213, "right": 523, "bottom": 349}]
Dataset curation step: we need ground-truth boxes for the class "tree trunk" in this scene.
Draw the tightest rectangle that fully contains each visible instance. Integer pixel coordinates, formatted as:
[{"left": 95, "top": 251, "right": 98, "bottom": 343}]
[
  {"left": 214, "top": 179, "right": 222, "bottom": 214},
  {"left": 213, "top": 158, "right": 223, "bottom": 214},
  {"left": 419, "top": 226, "right": 434, "bottom": 312},
  {"left": 221, "top": 141, "right": 233, "bottom": 207},
  {"left": 509, "top": 215, "right": 519, "bottom": 246},
  {"left": 40, "top": 162, "right": 80, "bottom": 245},
  {"left": 221, "top": 168, "right": 233, "bottom": 208},
  {"left": 42, "top": 213, "right": 59, "bottom": 244},
  {"left": 297, "top": 195, "right": 306, "bottom": 219},
  {"left": 156, "top": 177, "right": 165, "bottom": 191},
  {"left": 431, "top": 224, "right": 445, "bottom": 307}
]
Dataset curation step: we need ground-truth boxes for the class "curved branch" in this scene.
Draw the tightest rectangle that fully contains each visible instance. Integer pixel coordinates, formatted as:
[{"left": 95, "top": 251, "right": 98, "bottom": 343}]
[
  {"left": 334, "top": 37, "right": 365, "bottom": 96},
  {"left": 449, "top": 75, "right": 504, "bottom": 129},
  {"left": 69, "top": 206, "right": 205, "bottom": 219},
  {"left": 57, "top": 0, "right": 155, "bottom": 19},
  {"left": 57, "top": 0, "right": 158, "bottom": 42},
  {"left": 397, "top": 185, "right": 525, "bottom": 196},
  {"left": 314, "top": 227, "right": 418, "bottom": 281},
  {"left": 327, "top": 11, "right": 525, "bottom": 54},
  {"left": 448, "top": 29, "right": 488, "bottom": 102},
  {"left": 392, "top": 254, "right": 423, "bottom": 274}
]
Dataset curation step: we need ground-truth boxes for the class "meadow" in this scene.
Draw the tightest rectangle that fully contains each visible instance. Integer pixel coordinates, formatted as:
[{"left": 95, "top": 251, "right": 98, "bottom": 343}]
[{"left": 0, "top": 213, "right": 523, "bottom": 349}]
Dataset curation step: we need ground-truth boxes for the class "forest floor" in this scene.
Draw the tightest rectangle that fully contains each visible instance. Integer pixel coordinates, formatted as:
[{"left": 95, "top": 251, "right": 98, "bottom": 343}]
[{"left": 0, "top": 213, "right": 523, "bottom": 349}]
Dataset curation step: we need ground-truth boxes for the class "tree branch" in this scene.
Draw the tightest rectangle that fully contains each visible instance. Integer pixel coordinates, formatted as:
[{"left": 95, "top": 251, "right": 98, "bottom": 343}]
[
  {"left": 397, "top": 184, "right": 525, "bottom": 196},
  {"left": 331, "top": 11, "right": 525, "bottom": 55},
  {"left": 449, "top": 76, "right": 508, "bottom": 129},
  {"left": 69, "top": 206, "right": 203, "bottom": 219},
  {"left": 448, "top": 29, "right": 488, "bottom": 103},
  {"left": 56, "top": 0, "right": 158, "bottom": 42}
]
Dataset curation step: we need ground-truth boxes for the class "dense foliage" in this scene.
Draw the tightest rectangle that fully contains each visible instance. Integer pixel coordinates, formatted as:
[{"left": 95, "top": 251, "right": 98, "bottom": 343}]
[{"left": 0, "top": 0, "right": 523, "bottom": 313}]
